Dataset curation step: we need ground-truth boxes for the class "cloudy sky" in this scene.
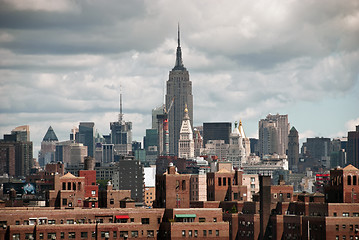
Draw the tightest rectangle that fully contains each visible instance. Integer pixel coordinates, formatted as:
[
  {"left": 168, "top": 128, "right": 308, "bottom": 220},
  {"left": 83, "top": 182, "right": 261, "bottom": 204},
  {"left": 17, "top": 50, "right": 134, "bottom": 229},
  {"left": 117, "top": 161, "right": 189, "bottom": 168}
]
[{"left": 0, "top": 0, "right": 358, "bottom": 156}]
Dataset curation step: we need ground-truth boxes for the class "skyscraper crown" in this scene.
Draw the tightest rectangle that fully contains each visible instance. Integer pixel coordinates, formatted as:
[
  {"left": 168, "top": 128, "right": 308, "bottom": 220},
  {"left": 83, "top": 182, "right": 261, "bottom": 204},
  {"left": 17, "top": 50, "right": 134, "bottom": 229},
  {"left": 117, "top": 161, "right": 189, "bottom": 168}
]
[{"left": 173, "top": 24, "right": 186, "bottom": 71}]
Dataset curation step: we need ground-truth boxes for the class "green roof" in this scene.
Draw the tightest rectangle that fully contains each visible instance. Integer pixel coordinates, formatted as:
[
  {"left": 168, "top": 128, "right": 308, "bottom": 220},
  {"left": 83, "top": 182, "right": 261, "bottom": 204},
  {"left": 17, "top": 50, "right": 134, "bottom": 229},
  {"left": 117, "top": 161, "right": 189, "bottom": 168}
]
[{"left": 175, "top": 214, "right": 196, "bottom": 218}]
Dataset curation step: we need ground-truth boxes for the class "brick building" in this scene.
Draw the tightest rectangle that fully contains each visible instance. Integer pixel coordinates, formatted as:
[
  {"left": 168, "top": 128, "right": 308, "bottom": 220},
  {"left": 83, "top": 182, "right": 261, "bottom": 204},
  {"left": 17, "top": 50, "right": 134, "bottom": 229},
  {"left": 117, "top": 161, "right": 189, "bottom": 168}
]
[
  {"left": 155, "top": 163, "right": 191, "bottom": 208},
  {"left": 326, "top": 164, "right": 359, "bottom": 203},
  {"left": 207, "top": 162, "right": 247, "bottom": 202}
]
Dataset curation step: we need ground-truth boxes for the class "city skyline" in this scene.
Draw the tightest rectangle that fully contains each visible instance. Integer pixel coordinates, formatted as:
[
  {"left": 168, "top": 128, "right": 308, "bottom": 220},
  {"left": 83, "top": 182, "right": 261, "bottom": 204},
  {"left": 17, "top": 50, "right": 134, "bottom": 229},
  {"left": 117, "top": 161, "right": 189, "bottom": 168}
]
[{"left": 0, "top": 0, "right": 358, "bottom": 155}]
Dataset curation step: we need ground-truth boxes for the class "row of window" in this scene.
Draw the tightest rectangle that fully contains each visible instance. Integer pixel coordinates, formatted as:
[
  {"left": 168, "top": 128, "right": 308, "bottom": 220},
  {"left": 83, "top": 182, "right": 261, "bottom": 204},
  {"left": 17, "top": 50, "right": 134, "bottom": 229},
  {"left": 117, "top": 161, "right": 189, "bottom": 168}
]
[
  {"left": 12, "top": 230, "right": 155, "bottom": 240},
  {"left": 335, "top": 224, "right": 359, "bottom": 231},
  {"left": 13, "top": 217, "right": 158, "bottom": 225},
  {"left": 333, "top": 212, "right": 359, "bottom": 217},
  {"left": 182, "top": 229, "right": 219, "bottom": 237},
  {"left": 336, "top": 236, "right": 359, "bottom": 240}
]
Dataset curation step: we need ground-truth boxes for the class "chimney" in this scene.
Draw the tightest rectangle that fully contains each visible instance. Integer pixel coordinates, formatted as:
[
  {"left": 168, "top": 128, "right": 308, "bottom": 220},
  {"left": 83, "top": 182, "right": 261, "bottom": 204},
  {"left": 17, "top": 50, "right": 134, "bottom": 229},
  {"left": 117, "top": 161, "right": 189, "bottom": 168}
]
[{"left": 168, "top": 162, "right": 176, "bottom": 175}]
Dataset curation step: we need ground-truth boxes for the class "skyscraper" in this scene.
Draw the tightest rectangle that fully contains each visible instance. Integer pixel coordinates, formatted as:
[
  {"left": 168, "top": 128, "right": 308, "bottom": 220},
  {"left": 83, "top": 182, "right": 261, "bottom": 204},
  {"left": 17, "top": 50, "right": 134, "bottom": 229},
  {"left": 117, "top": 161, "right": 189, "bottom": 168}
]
[
  {"left": 287, "top": 126, "right": 299, "bottom": 171},
  {"left": 110, "top": 94, "right": 132, "bottom": 156},
  {"left": 165, "top": 26, "right": 193, "bottom": 156},
  {"left": 258, "top": 114, "right": 289, "bottom": 157},
  {"left": 38, "top": 126, "right": 58, "bottom": 167},
  {"left": 78, "top": 122, "right": 95, "bottom": 157},
  {"left": 347, "top": 125, "right": 359, "bottom": 168}
]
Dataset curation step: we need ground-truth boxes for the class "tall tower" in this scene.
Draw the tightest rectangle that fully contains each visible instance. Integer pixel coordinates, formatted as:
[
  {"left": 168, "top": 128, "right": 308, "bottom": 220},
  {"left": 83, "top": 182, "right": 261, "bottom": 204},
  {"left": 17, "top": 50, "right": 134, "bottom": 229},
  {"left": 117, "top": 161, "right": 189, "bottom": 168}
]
[
  {"left": 110, "top": 93, "right": 132, "bottom": 156},
  {"left": 178, "top": 106, "right": 194, "bottom": 159},
  {"left": 166, "top": 25, "right": 193, "bottom": 156},
  {"left": 227, "top": 121, "right": 246, "bottom": 169},
  {"left": 288, "top": 126, "right": 299, "bottom": 171}
]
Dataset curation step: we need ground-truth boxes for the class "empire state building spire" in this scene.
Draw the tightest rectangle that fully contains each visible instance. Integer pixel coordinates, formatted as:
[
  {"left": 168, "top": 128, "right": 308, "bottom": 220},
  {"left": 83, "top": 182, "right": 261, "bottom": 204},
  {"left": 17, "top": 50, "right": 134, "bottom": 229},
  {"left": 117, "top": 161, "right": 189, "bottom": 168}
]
[{"left": 173, "top": 24, "right": 186, "bottom": 70}]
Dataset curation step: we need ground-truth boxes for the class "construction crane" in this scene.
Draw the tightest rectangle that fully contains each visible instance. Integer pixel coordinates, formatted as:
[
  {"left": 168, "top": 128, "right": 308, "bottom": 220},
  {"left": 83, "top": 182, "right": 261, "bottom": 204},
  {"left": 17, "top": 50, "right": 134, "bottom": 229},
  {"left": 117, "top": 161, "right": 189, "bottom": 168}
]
[{"left": 163, "top": 97, "right": 174, "bottom": 155}]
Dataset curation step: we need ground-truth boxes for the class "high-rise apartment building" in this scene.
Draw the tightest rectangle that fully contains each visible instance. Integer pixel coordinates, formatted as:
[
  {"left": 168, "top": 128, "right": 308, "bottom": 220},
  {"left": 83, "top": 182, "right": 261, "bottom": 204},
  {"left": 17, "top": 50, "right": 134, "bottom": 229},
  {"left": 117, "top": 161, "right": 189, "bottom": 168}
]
[
  {"left": 2, "top": 126, "right": 33, "bottom": 177},
  {"left": 287, "top": 126, "right": 299, "bottom": 171},
  {"left": 347, "top": 125, "right": 359, "bottom": 168},
  {"left": 259, "top": 114, "right": 289, "bottom": 157},
  {"left": 165, "top": 26, "right": 193, "bottom": 156}
]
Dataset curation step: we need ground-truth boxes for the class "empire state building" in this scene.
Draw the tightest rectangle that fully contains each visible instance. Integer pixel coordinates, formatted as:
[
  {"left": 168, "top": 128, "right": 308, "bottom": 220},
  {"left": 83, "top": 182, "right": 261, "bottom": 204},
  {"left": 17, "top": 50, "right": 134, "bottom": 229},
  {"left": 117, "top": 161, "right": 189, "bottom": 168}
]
[{"left": 165, "top": 26, "right": 193, "bottom": 156}]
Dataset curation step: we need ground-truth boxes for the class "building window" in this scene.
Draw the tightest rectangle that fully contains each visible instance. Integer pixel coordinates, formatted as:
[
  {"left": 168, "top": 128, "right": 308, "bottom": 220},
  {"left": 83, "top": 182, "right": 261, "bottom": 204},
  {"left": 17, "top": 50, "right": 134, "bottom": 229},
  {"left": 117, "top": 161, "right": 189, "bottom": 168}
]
[
  {"left": 189, "top": 230, "right": 192, "bottom": 237},
  {"left": 251, "top": 177, "right": 255, "bottom": 182},
  {"left": 223, "top": 177, "right": 226, "bottom": 186},
  {"left": 15, "top": 221, "right": 20, "bottom": 225},
  {"left": 47, "top": 233, "right": 56, "bottom": 239},
  {"left": 348, "top": 176, "right": 352, "bottom": 185},
  {"left": 334, "top": 212, "right": 337, "bottom": 217},
  {"left": 91, "top": 190, "right": 96, "bottom": 196},
  {"left": 203, "top": 230, "right": 207, "bottom": 236},
  {"left": 182, "top": 180, "right": 186, "bottom": 190},
  {"left": 130, "top": 218, "right": 134, "bottom": 222},
  {"left": 343, "top": 225, "right": 346, "bottom": 229},
  {"left": 48, "top": 220, "right": 56, "bottom": 224},
  {"left": 60, "top": 232, "right": 64, "bottom": 239},
  {"left": 68, "top": 182, "right": 71, "bottom": 190},
  {"left": 80, "top": 232, "right": 87, "bottom": 238},
  {"left": 287, "top": 193, "right": 291, "bottom": 198},
  {"left": 343, "top": 212, "right": 349, "bottom": 217},
  {"left": 336, "top": 225, "right": 339, "bottom": 230},
  {"left": 66, "top": 219, "right": 74, "bottom": 224},
  {"left": 141, "top": 218, "right": 150, "bottom": 224},
  {"left": 110, "top": 199, "right": 114, "bottom": 204},
  {"left": 194, "top": 230, "right": 198, "bottom": 237},
  {"left": 62, "top": 198, "right": 67, "bottom": 206},
  {"left": 68, "top": 232, "right": 75, "bottom": 239},
  {"left": 209, "top": 230, "right": 212, "bottom": 235},
  {"left": 131, "top": 231, "right": 138, "bottom": 237},
  {"left": 182, "top": 230, "right": 186, "bottom": 237},
  {"left": 12, "top": 234, "right": 20, "bottom": 240},
  {"left": 120, "top": 231, "right": 128, "bottom": 238},
  {"left": 218, "top": 177, "right": 222, "bottom": 186},
  {"left": 251, "top": 184, "right": 255, "bottom": 189},
  {"left": 25, "top": 233, "right": 34, "bottom": 239},
  {"left": 216, "top": 230, "right": 219, "bottom": 236},
  {"left": 213, "top": 218, "right": 217, "bottom": 222},
  {"left": 62, "top": 182, "right": 66, "bottom": 190},
  {"left": 199, "top": 218, "right": 206, "bottom": 222},
  {"left": 147, "top": 230, "right": 154, "bottom": 237}
]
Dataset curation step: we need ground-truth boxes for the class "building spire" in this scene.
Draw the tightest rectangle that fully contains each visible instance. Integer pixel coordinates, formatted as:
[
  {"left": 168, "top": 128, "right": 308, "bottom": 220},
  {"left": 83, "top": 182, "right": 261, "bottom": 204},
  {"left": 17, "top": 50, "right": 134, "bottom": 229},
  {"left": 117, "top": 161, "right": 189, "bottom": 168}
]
[
  {"left": 173, "top": 23, "right": 186, "bottom": 70},
  {"left": 119, "top": 85, "right": 124, "bottom": 123}
]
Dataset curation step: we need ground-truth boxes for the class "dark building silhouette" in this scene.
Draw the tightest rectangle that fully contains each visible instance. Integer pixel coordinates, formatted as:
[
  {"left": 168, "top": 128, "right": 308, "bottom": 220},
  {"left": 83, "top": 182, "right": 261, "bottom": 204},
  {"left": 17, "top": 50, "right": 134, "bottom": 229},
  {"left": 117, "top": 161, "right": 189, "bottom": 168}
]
[
  {"left": 287, "top": 126, "right": 299, "bottom": 171},
  {"left": 347, "top": 125, "right": 359, "bottom": 168},
  {"left": 166, "top": 26, "right": 193, "bottom": 156},
  {"left": 77, "top": 122, "right": 95, "bottom": 157},
  {"left": 305, "top": 137, "right": 331, "bottom": 169},
  {"left": 203, "top": 122, "right": 232, "bottom": 145}
]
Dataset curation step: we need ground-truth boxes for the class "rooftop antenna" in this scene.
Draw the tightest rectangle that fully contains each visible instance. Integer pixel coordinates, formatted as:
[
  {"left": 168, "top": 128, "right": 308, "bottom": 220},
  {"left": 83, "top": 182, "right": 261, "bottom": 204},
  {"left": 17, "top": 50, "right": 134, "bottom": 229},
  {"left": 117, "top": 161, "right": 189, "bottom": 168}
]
[{"left": 119, "top": 84, "right": 124, "bottom": 123}]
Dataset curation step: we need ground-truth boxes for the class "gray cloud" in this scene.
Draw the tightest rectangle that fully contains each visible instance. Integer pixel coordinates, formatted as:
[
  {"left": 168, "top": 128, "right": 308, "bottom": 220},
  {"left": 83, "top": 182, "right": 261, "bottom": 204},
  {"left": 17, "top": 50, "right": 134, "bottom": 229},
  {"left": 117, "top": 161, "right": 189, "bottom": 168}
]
[{"left": 0, "top": 0, "right": 358, "bottom": 155}]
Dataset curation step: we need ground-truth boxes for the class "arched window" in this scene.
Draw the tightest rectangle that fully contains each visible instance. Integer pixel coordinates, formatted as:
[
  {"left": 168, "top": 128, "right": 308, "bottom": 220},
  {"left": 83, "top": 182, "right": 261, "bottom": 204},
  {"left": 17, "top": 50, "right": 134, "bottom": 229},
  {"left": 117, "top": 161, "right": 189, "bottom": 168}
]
[
  {"left": 353, "top": 176, "right": 357, "bottom": 186},
  {"left": 347, "top": 175, "right": 352, "bottom": 185}
]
